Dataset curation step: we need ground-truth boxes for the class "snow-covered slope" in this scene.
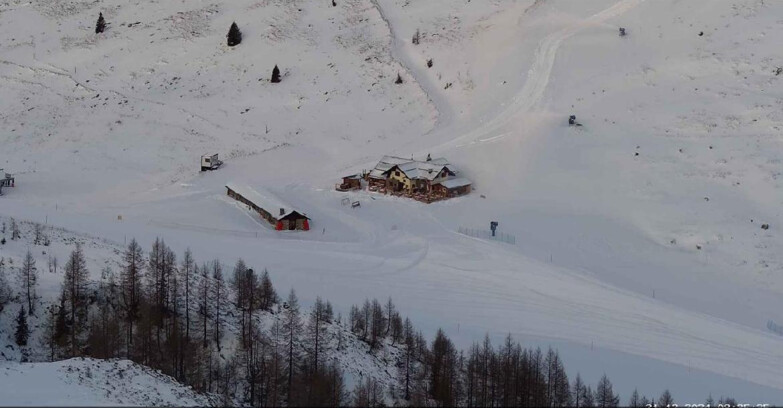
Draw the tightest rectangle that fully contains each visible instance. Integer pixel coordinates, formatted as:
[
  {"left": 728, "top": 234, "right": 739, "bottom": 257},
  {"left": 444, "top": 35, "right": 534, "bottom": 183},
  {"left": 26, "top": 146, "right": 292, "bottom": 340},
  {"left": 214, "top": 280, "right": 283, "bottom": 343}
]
[
  {"left": 0, "top": 0, "right": 435, "bottom": 208},
  {"left": 3, "top": 0, "right": 783, "bottom": 403},
  {"left": 0, "top": 358, "right": 216, "bottom": 406},
  {"left": 0, "top": 218, "right": 411, "bottom": 406}
]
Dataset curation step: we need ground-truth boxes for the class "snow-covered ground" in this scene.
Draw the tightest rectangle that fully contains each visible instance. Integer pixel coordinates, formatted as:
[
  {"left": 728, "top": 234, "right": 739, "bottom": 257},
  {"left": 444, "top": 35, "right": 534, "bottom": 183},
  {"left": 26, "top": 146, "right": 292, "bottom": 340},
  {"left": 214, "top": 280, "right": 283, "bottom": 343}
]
[
  {"left": 0, "top": 358, "right": 216, "bottom": 406},
  {"left": 3, "top": 0, "right": 783, "bottom": 403}
]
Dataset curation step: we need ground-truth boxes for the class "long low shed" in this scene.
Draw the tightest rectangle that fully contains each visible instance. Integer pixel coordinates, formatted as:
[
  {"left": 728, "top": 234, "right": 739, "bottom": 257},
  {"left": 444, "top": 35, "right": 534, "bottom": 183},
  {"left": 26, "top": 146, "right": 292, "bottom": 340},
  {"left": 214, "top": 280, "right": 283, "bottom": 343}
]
[{"left": 226, "top": 182, "right": 310, "bottom": 231}]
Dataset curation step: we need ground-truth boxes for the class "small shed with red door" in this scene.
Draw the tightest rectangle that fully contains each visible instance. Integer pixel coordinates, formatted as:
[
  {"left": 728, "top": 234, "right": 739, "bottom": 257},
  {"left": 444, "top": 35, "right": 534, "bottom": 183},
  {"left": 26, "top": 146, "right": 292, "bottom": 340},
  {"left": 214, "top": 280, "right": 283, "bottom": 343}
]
[{"left": 226, "top": 182, "right": 310, "bottom": 231}]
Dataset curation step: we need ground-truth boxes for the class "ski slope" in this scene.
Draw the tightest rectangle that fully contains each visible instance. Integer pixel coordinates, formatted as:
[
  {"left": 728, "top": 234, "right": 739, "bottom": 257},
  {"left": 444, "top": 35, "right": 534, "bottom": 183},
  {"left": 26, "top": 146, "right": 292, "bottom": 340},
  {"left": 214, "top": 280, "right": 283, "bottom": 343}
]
[{"left": 2, "top": 0, "right": 783, "bottom": 402}]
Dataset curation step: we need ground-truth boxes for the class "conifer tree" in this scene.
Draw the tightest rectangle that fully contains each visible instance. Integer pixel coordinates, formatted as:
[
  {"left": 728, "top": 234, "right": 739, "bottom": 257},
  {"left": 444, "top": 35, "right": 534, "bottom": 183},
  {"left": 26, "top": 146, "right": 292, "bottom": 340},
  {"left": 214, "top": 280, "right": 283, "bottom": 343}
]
[
  {"left": 227, "top": 22, "right": 242, "bottom": 46},
  {"left": 180, "top": 249, "right": 194, "bottom": 342},
  {"left": 307, "top": 297, "right": 328, "bottom": 374},
  {"left": 52, "top": 296, "right": 69, "bottom": 357},
  {"left": 628, "top": 388, "right": 641, "bottom": 407},
  {"left": 595, "top": 373, "right": 619, "bottom": 407},
  {"left": 198, "top": 263, "right": 210, "bottom": 348},
  {"left": 33, "top": 223, "right": 42, "bottom": 245},
  {"left": 259, "top": 269, "right": 278, "bottom": 311},
  {"left": 41, "top": 305, "right": 60, "bottom": 361},
  {"left": 0, "top": 258, "right": 11, "bottom": 313},
  {"left": 353, "top": 376, "right": 385, "bottom": 407},
  {"left": 231, "top": 259, "right": 251, "bottom": 344},
  {"left": 62, "top": 244, "right": 90, "bottom": 356},
  {"left": 15, "top": 306, "right": 30, "bottom": 346},
  {"left": 19, "top": 250, "right": 38, "bottom": 314},
  {"left": 146, "top": 238, "right": 176, "bottom": 360},
  {"left": 11, "top": 218, "right": 20, "bottom": 240},
  {"left": 546, "top": 348, "right": 571, "bottom": 406},
  {"left": 282, "top": 289, "right": 302, "bottom": 403},
  {"left": 120, "top": 239, "right": 144, "bottom": 355},
  {"left": 584, "top": 385, "right": 595, "bottom": 407},
  {"left": 95, "top": 12, "right": 106, "bottom": 34},
  {"left": 89, "top": 267, "right": 122, "bottom": 359},
  {"left": 719, "top": 396, "right": 737, "bottom": 406},
  {"left": 369, "top": 299, "right": 385, "bottom": 349},
  {"left": 658, "top": 389, "right": 674, "bottom": 406},
  {"left": 573, "top": 373, "right": 587, "bottom": 407},
  {"left": 212, "top": 260, "right": 226, "bottom": 350},
  {"left": 271, "top": 65, "right": 281, "bottom": 83},
  {"left": 429, "top": 329, "right": 459, "bottom": 406}
]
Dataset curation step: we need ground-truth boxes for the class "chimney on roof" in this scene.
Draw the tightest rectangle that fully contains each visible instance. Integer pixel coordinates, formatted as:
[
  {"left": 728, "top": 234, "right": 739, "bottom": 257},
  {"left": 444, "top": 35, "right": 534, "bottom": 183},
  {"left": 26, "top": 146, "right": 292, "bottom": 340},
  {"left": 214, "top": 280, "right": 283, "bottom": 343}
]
[{"left": 280, "top": 208, "right": 285, "bottom": 216}]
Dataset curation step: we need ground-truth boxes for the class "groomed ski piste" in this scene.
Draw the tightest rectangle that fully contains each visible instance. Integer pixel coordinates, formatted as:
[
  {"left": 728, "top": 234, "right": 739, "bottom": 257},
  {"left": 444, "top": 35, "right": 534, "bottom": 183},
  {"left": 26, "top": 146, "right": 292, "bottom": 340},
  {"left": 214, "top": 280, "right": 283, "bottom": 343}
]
[{"left": 2, "top": 0, "right": 783, "bottom": 403}]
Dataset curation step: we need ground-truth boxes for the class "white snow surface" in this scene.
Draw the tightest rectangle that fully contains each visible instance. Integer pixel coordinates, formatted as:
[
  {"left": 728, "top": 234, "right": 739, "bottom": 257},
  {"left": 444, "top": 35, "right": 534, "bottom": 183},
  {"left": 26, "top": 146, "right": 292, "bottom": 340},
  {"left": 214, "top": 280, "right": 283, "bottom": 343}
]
[
  {"left": 0, "top": 357, "right": 215, "bottom": 406},
  {"left": 3, "top": 0, "right": 783, "bottom": 403}
]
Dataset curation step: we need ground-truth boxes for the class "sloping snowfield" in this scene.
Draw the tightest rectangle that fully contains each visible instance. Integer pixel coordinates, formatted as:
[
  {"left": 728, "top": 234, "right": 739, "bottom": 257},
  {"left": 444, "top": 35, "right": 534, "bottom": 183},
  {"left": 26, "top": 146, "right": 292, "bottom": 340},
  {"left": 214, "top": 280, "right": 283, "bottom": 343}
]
[
  {"left": 0, "top": 358, "right": 215, "bottom": 406},
  {"left": 3, "top": 0, "right": 783, "bottom": 402}
]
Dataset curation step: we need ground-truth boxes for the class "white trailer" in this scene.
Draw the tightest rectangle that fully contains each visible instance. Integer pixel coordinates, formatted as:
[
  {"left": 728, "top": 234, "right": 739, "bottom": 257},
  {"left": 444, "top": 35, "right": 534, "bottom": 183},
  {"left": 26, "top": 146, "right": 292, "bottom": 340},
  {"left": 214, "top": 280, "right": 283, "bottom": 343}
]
[
  {"left": 201, "top": 154, "right": 223, "bottom": 171},
  {"left": 0, "top": 169, "right": 14, "bottom": 196}
]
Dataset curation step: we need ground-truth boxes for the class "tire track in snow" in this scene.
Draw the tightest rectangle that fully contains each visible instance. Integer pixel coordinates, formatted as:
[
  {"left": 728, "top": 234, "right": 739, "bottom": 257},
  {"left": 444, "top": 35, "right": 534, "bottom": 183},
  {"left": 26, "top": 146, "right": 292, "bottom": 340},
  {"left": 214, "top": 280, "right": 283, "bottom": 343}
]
[
  {"left": 432, "top": 0, "right": 646, "bottom": 150},
  {"left": 369, "top": 0, "right": 454, "bottom": 129}
]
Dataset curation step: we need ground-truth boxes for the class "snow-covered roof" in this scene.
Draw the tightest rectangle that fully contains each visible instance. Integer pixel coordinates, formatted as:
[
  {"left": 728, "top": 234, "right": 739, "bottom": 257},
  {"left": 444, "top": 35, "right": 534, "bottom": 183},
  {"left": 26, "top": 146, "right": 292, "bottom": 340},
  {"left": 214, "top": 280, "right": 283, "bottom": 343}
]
[
  {"left": 226, "top": 182, "right": 307, "bottom": 219},
  {"left": 368, "top": 155, "right": 411, "bottom": 178},
  {"left": 439, "top": 177, "right": 472, "bottom": 189},
  {"left": 369, "top": 155, "right": 456, "bottom": 180}
]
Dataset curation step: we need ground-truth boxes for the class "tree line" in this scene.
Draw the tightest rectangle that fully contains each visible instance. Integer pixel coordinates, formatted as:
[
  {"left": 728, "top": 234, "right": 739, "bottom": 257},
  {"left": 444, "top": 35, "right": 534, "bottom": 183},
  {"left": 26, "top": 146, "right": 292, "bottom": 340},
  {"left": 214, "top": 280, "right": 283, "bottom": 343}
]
[{"left": 0, "top": 227, "right": 742, "bottom": 406}]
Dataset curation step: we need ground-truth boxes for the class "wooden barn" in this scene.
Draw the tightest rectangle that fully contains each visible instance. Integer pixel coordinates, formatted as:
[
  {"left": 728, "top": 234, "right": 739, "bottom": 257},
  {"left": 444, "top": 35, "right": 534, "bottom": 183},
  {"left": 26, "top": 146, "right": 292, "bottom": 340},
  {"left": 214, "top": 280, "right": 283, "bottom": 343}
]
[
  {"left": 336, "top": 174, "right": 362, "bottom": 191},
  {"left": 226, "top": 183, "right": 310, "bottom": 231},
  {"left": 433, "top": 177, "right": 472, "bottom": 198}
]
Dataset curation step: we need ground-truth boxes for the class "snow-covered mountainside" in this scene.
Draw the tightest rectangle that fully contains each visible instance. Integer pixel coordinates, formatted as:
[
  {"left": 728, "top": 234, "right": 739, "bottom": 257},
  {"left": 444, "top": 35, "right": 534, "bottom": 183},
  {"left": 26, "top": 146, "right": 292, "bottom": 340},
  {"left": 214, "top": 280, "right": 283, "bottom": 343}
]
[
  {"left": 0, "top": 358, "right": 216, "bottom": 406},
  {"left": 3, "top": 0, "right": 783, "bottom": 403},
  {"left": 0, "top": 218, "right": 414, "bottom": 406}
]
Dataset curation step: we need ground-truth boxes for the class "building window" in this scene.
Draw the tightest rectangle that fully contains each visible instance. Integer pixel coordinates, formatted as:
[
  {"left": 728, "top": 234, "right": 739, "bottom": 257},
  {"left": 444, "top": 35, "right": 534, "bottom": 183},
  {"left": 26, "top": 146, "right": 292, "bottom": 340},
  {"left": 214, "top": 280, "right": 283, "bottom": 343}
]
[{"left": 395, "top": 171, "right": 400, "bottom": 177}]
